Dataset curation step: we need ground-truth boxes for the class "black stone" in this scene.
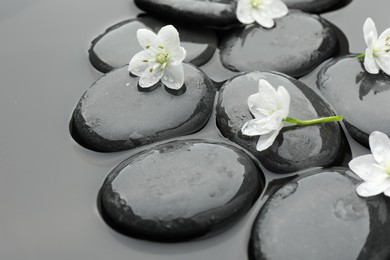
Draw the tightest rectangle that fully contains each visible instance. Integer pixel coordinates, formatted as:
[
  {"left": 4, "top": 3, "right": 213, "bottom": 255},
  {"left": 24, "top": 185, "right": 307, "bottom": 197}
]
[
  {"left": 219, "top": 11, "right": 338, "bottom": 78},
  {"left": 89, "top": 15, "right": 218, "bottom": 73},
  {"left": 216, "top": 71, "right": 347, "bottom": 173},
  {"left": 99, "top": 139, "right": 263, "bottom": 242},
  {"left": 134, "top": 0, "right": 236, "bottom": 27},
  {"left": 283, "top": 0, "right": 352, "bottom": 13},
  {"left": 249, "top": 168, "right": 390, "bottom": 260},
  {"left": 72, "top": 64, "right": 216, "bottom": 152},
  {"left": 317, "top": 55, "right": 390, "bottom": 148}
]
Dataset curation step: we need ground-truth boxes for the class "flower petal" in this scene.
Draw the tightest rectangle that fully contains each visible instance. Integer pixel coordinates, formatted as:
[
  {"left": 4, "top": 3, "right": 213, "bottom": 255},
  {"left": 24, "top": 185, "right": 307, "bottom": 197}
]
[
  {"left": 241, "top": 111, "right": 283, "bottom": 136},
  {"left": 247, "top": 96, "right": 271, "bottom": 118},
  {"left": 161, "top": 64, "right": 184, "bottom": 90},
  {"left": 256, "top": 125, "right": 282, "bottom": 151},
  {"left": 139, "top": 65, "right": 164, "bottom": 88},
  {"left": 248, "top": 95, "right": 274, "bottom": 118},
  {"left": 169, "top": 47, "right": 186, "bottom": 66},
  {"left": 364, "top": 47, "right": 380, "bottom": 74},
  {"left": 363, "top": 18, "right": 378, "bottom": 47},
  {"left": 137, "top": 29, "right": 159, "bottom": 50},
  {"left": 252, "top": 10, "right": 274, "bottom": 28},
  {"left": 377, "top": 28, "right": 390, "bottom": 44},
  {"left": 258, "top": 79, "right": 276, "bottom": 95},
  {"left": 264, "top": 0, "right": 288, "bottom": 18},
  {"left": 236, "top": 0, "right": 255, "bottom": 24},
  {"left": 128, "top": 50, "right": 155, "bottom": 76},
  {"left": 241, "top": 119, "right": 264, "bottom": 136},
  {"left": 276, "top": 86, "right": 290, "bottom": 118},
  {"left": 356, "top": 177, "right": 390, "bottom": 197},
  {"left": 247, "top": 79, "right": 278, "bottom": 117},
  {"left": 369, "top": 131, "right": 390, "bottom": 168},
  {"left": 384, "top": 187, "right": 390, "bottom": 197},
  {"left": 376, "top": 54, "right": 390, "bottom": 75},
  {"left": 349, "top": 154, "right": 386, "bottom": 181},
  {"left": 158, "top": 25, "right": 181, "bottom": 51}
]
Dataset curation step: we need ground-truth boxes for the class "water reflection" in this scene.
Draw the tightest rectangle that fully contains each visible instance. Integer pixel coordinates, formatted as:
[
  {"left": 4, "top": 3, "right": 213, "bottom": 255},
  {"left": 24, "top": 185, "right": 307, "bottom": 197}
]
[
  {"left": 357, "top": 195, "right": 390, "bottom": 259},
  {"left": 356, "top": 69, "right": 390, "bottom": 100}
]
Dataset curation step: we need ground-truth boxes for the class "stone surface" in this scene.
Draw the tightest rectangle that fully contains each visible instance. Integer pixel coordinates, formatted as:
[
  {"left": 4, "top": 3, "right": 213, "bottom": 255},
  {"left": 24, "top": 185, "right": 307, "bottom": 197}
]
[
  {"left": 89, "top": 15, "right": 218, "bottom": 73},
  {"left": 283, "top": 0, "right": 352, "bottom": 13},
  {"left": 216, "top": 71, "right": 347, "bottom": 173},
  {"left": 134, "top": 0, "right": 236, "bottom": 26},
  {"left": 219, "top": 11, "right": 338, "bottom": 78},
  {"left": 72, "top": 64, "right": 216, "bottom": 152},
  {"left": 249, "top": 168, "right": 390, "bottom": 260},
  {"left": 99, "top": 139, "right": 263, "bottom": 241},
  {"left": 317, "top": 55, "right": 390, "bottom": 148}
]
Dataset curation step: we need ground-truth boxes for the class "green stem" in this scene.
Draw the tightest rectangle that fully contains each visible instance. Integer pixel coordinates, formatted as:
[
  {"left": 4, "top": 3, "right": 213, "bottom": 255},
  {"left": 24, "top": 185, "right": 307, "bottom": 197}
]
[
  {"left": 357, "top": 53, "right": 365, "bottom": 59},
  {"left": 284, "top": 116, "right": 343, "bottom": 126}
]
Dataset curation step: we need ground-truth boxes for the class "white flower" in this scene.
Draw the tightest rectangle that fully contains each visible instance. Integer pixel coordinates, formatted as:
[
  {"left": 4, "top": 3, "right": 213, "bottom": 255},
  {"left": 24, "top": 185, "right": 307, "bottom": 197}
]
[
  {"left": 236, "top": 0, "right": 288, "bottom": 28},
  {"left": 349, "top": 131, "right": 390, "bottom": 197},
  {"left": 241, "top": 79, "right": 290, "bottom": 151},
  {"left": 128, "top": 25, "right": 187, "bottom": 90},
  {"left": 363, "top": 17, "right": 390, "bottom": 75}
]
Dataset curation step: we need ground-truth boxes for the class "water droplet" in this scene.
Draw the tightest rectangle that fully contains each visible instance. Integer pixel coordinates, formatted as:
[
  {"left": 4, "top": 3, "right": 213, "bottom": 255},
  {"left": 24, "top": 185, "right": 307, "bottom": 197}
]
[
  {"left": 208, "top": 191, "right": 216, "bottom": 198},
  {"left": 332, "top": 195, "right": 368, "bottom": 221},
  {"left": 274, "top": 183, "right": 298, "bottom": 200},
  {"left": 88, "top": 118, "right": 102, "bottom": 128}
]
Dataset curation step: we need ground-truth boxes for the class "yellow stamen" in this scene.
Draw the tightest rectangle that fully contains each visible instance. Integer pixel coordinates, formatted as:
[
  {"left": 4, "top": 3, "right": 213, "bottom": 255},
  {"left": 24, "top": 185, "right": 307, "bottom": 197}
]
[{"left": 251, "top": 0, "right": 263, "bottom": 8}]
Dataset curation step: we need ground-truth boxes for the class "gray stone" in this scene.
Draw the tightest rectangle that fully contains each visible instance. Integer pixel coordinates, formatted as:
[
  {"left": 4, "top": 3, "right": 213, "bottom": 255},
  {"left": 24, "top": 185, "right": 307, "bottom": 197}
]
[
  {"left": 283, "top": 0, "right": 351, "bottom": 13},
  {"left": 216, "top": 71, "right": 348, "bottom": 173},
  {"left": 219, "top": 11, "right": 338, "bottom": 77},
  {"left": 317, "top": 55, "right": 390, "bottom": 148},
  {"left": 89, "top": 15, "right": 218, "bottom": 73},
  {"left": 72, "top": 64, "right": 216, "bottom": 152},
  {"left": 249, "top": 168, "right": 390, "bottom": 260},
  {"left": 99, "top": 139, "right": 263, "bottom": 241},
  {"left": 134, "top": 0, "right": 236, "bottom": 27}
]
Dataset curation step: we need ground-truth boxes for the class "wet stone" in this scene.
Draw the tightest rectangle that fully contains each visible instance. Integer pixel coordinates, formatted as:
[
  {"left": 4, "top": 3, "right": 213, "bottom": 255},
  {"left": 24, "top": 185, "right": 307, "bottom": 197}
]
[
  {"left": 317, "top": 55, "right": 390, "bottom": 148},
  {"left": 134, "top": 0, "right": 236, "bottom": 27},
  {"left": 219, "top": 11, "right": 338, "bottom": 78},
  {"left": 216, "top": 71, "right": 346, "bottom": 173},
  {"left": 283, "top": 0, "right": 351, "bottom": 13},
  {"left": 99, "top": 139, "right": 263, "bottom": 242},
  {"left": 249, "top": 168, "right": 390, "bottom": 260},
  {"left": 89, "top": 15, "right": 218, "bottom": 73},
  {"left": 72, "top": 64, "right": 216, "bottom": 152}
]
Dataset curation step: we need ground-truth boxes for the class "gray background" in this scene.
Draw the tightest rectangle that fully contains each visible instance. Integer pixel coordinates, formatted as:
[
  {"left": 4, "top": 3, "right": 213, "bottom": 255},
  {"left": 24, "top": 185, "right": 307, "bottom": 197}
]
[{"left": 0, "top": 0, "right": 385, "bottom": 259}]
